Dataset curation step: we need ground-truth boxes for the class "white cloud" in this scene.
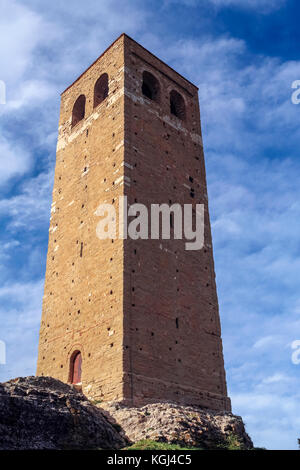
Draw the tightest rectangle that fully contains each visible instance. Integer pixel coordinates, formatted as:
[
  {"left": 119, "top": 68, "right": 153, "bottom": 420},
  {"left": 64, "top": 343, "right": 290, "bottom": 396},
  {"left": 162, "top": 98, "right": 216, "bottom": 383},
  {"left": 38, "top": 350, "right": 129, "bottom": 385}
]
[
  {"left": 162, "top": 0, "right": 286, "bottom": 13},
  {"left": 162, "top": 37, "right": 300, "bottom": 158},
  {"left": 0, "top": 241, "right": 20, "bottom": 261},
  {"left": 253, "top": 336, "right": 284, "bottom": 350},
  {"left": 262, "top": 373, "right": 292, "bottom": 384},
  {"left": 232, "top": 390, "right": 300, "bottom": 449},
  {"left": 209, "top": 0, "right": 286, "bottom": 12},
  {"left": 0, "top": 136, "right": 32, "bottom": 187},
  {"left": 21, "top": 0, "right": 149, "bottom": 89},
  {"left": 0, "top": 279, "right": 44, "bottom": 382},
  {"left": 0, "top": 0, "right": 46, "bottom": 83},
  {"left": 0, "top": 170, "right": 53, "bottom": 230},
  {"left": 5, "top": 80, "right": 57, "bottom": 111}
]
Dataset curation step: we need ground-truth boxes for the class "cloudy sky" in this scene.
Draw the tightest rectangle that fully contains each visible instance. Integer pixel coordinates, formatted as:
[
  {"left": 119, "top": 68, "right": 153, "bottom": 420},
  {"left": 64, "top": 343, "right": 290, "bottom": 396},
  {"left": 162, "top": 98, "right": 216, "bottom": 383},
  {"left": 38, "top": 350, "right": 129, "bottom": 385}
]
[{"left": 0, "top": 0, "right": 299, "bottom": 450}]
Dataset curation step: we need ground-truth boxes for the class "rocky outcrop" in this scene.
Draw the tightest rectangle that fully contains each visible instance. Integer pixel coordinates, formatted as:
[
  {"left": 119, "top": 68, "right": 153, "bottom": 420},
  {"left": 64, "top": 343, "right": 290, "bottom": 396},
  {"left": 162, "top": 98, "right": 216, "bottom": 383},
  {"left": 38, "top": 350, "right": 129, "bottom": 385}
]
[
  {"left": 0, "top": 376, "right": 127, "bottom": 450},
  {"left": 100, "top": 401, "right": 253, "bottom": 450},
  {"left": 0, "top": 376, "right": 252, "bottom": 450}
]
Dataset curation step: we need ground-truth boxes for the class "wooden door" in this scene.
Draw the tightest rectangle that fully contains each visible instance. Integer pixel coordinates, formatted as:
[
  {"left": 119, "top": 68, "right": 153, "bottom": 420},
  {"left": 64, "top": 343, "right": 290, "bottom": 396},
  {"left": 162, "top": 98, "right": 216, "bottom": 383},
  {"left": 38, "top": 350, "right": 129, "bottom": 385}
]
[{"left": 71, "top": 352, "right": 82, "bottom": 384}]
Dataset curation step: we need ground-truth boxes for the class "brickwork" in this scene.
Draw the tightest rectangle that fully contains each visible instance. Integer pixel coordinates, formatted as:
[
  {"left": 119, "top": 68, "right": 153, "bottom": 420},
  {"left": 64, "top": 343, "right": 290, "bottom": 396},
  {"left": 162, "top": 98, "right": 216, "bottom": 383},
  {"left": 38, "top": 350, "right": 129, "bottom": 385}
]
[{"left": 37, "top": 34, "right": 231, "bottom": 412}]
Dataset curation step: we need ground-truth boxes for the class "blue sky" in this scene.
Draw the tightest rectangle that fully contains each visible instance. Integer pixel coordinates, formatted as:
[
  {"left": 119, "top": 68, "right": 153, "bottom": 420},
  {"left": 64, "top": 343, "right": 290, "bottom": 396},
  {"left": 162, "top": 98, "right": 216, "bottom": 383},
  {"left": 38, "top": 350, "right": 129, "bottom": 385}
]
[{"left": 0, "top": 0, "right": 300, "bottom": 450}]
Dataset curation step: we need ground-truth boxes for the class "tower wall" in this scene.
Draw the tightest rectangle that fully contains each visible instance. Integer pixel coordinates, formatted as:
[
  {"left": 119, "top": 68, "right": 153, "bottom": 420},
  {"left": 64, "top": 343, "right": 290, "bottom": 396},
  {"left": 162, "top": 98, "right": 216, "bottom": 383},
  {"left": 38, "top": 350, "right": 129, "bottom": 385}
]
[
  {"left": 37, "top": 36, "right": 126, "bottom": 402},
  {"left": 37, "top": 34, "right": 231, "bottom": 412},
  {"left": 122, "top": 36, "right": 230, "bottom": 410}
]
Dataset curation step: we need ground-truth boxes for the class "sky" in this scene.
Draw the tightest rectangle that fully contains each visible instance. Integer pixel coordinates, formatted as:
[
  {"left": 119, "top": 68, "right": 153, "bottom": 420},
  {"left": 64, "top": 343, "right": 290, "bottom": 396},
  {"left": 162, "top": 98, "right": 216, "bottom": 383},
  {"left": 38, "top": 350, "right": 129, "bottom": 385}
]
[{"left": 0, "top": 0, "right": 300, "bottom": 450}]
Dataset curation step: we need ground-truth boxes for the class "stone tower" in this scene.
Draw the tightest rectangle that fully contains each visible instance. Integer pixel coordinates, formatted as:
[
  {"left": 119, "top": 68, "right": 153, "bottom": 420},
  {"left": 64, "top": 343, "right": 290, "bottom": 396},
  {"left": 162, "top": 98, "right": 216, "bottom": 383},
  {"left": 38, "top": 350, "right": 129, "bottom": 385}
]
[{"left": 37, "top": 34, "right": 231, "bottom": 412}]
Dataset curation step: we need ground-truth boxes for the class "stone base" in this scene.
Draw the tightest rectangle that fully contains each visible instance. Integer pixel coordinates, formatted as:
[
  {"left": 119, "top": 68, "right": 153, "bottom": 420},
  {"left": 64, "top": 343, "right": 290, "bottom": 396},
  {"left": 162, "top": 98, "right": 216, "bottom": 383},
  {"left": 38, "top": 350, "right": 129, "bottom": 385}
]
[{"left": 99, "top": 401, "right": 253, "bottom": 450}]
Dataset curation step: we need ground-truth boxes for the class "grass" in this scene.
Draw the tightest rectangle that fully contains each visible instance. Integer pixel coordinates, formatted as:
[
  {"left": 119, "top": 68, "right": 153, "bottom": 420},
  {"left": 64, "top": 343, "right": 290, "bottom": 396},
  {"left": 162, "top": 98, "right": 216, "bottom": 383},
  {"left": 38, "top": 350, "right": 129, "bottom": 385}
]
[
  {"left": 216, "top": 433, "right": 245, "bottom": 450},
  {"left": 90, "top": 399, "right": 103, "bottom": 405},
  {"left": 124, "top": 434, "right": 259, "bottom": 451},
  {"left": 124, "top": 440, "right": 203, "bottom": 450}
]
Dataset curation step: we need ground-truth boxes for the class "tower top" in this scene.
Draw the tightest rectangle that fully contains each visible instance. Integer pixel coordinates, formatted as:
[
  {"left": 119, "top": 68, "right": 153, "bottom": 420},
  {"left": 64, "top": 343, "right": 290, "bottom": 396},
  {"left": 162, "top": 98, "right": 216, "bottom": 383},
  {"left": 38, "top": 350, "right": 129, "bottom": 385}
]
[{"left": 61, "top": 33, "right": 199, "bottom": 96}]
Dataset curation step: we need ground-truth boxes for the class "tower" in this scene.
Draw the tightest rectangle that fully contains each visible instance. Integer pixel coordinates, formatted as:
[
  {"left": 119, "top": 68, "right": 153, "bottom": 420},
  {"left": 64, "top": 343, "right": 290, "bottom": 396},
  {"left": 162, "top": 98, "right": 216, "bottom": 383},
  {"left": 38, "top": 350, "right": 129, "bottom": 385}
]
[{"left": 37, "top": 34, "right": 231, "bottom": 412}]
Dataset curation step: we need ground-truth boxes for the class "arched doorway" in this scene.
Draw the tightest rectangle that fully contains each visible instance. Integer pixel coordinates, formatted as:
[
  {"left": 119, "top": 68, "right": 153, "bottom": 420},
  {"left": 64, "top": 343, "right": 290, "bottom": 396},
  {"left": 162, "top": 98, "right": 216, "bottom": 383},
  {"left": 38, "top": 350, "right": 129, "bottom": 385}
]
[{"left": 69, "top": 350, "right": 82, "bottom": 384}]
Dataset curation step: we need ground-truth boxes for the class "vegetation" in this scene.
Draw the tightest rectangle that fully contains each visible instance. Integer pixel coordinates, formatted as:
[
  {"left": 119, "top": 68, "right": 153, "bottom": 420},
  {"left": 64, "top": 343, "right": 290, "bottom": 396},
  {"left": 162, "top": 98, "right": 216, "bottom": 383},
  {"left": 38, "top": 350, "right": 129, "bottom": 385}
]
[
  {"left": 124, "top": 434, "right": 259, "bottom": 451},
  {"left": 124, "top": 440, "right": 203, "bottom": 450},
  {"left": 90, "top": 399, "right": 103, "bottom": 405},
  {"left": 121, "top": 436, "right": 268, "bottom": 451},
  {"left": 216, "top": 433, "right": 245, "bottom": 450}
]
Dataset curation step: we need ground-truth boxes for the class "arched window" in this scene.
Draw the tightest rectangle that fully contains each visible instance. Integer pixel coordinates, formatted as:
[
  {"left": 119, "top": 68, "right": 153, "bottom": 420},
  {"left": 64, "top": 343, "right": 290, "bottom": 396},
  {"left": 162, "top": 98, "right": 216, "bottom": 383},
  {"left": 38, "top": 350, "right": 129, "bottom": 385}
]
[
  {"left": 72, "top": 95, "right": 86, "bottom": 127},
  {"left": 142, "top": 71, "right": 160, "bottom": 102},
  {"left": 170, "top": 90, "right": 186, "bottom": 120},
  {"left": 94, "top": 73, "right": 109, "bottom": 108},
  {"left": 69, "top": 350, "right": 82, "bottom": 384}
]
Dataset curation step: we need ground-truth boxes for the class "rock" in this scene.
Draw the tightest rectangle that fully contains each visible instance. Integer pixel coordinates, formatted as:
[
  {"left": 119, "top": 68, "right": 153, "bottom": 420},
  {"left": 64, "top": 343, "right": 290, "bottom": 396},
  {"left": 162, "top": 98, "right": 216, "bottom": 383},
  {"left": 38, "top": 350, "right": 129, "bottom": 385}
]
[
  {"left": 0, "top": 376, "right": 127, "bottom": 450},
  {"left": 0, "top": 376, "right": 253, "bottom": 450},
  {"left": 100, "top": 401, "right": 253, "bottom": 449}
]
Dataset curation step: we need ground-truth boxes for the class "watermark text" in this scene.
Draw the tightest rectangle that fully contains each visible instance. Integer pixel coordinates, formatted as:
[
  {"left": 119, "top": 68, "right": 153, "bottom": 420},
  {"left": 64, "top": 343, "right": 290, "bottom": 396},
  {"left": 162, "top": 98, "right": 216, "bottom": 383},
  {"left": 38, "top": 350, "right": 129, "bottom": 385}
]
[
  {"left": 291, "top": 340, "right": 300, "bottom": 365},
  {"left": 96, "top": 197, "right": 204, "bottom": 251},
  {"left": 291, "top": 80, "right": 300, "bottom": 104}
]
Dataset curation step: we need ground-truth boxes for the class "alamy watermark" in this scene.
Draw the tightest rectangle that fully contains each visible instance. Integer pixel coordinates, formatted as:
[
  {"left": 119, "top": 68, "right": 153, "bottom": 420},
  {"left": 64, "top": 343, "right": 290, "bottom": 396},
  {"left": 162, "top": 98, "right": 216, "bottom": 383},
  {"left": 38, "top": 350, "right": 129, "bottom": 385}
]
[
  {"left": 95, "top": 197, "right": 204, "bottom": 251},
  {"left": 291, "top": 80, "right": 300, "bottom": 104},
  {"left": 0, "top": 340, "right": 6, "bottom": 365},
  {"left": 291, "top": 340, "right": 300, "bottom": 365},
  {"left": 0, "top": 80, "right": 6, "bottom": 105}
]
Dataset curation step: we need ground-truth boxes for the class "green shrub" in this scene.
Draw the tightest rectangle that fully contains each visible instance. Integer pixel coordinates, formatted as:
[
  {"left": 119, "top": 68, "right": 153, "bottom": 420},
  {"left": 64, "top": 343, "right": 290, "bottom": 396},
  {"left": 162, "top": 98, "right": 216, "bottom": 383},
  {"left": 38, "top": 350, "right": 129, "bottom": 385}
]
[
  {"left": 124, "top": 440, "right": 203, "bottom": 450},
  {"left": 217, "top": 433, "right": 245, "bottom": 450}
]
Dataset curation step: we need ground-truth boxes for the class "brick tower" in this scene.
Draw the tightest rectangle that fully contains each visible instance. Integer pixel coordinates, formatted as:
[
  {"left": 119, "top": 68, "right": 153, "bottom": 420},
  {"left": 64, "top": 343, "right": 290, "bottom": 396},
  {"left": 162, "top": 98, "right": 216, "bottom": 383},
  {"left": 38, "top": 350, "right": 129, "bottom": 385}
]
[{"left": 37, "top": 34, "right": 231, "bottom": 412}]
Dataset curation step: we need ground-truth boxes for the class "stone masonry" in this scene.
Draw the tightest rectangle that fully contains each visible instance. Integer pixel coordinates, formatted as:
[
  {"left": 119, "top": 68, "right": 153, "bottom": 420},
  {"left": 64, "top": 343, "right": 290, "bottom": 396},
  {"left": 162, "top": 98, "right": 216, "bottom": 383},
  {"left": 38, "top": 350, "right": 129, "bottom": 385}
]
[{"left": 36, "top": 34, "right": 231, "bottom": 412}]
